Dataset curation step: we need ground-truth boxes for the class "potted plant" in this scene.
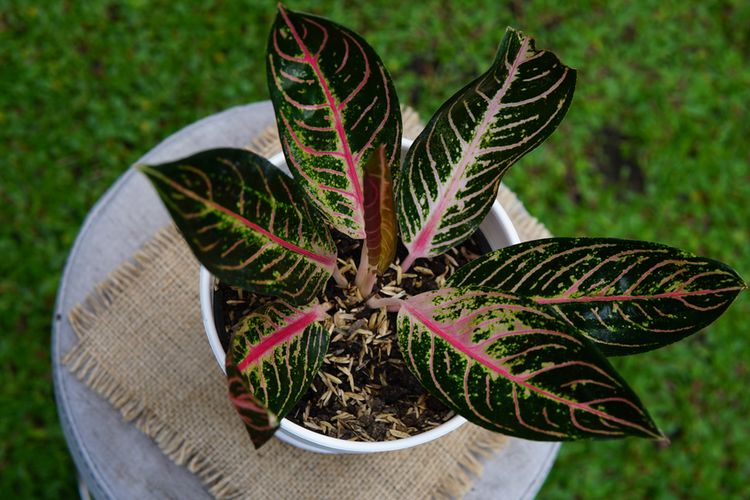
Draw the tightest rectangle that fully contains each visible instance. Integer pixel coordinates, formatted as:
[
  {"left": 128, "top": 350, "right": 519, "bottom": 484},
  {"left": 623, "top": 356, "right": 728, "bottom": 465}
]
[
  {"left": 198, "top": 139, "right": 521, "bottom": 454},
  {"left": 137, "top": 5, "right": 745, "bottom": 453}
]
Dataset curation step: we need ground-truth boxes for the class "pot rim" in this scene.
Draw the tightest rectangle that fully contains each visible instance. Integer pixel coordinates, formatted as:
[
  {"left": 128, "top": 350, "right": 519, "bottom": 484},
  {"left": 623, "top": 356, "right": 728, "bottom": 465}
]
[{"left": 200, "top": 139, "right": 521, "bottom": 453}]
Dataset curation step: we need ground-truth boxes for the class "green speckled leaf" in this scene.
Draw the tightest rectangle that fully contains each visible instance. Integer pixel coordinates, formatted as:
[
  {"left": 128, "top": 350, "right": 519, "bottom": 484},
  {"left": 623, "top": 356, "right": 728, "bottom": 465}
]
[
  {"left": 448, "top": 238, "right": 746, "bottom": 355},
  {"left": 227, "top": 301, "right": 329, "bottom": 448},
  {"left": 397, "top": 27, "right": 575, "bottom": 270},
  {"left": 397, "top": 287, "right": 663, "bottom": 441},
  {"left": 138, "top": 148, "right": 336, "bottom": 303},
  {"left": 267, "top": 6, "right": 402, "bottom": 239}
]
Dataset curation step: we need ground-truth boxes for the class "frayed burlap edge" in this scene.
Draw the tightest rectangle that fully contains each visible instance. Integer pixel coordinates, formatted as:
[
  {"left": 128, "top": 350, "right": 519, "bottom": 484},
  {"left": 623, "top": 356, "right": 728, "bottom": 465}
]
[
  {"left": 61, "top": 225, "right": 509, "bottom": 500},
  {"left": 432, "top": 432, "right": 508, "bottom": 499},
  {"left": 63, "top": 227, "right": 239, "bottom": 499}
]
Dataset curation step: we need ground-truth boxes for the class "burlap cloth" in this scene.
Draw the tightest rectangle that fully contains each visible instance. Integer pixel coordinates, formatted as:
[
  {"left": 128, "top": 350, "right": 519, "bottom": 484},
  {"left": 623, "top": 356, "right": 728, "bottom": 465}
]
[{"left": 63, "top": 108, "right": 552, "bottom": 499}]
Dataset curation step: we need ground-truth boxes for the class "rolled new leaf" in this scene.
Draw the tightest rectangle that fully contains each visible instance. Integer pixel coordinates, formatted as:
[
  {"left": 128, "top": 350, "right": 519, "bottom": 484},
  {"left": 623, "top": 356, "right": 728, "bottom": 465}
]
[
  {"left": 363, "top": 144, "right": 397, "bottom": 275},
  {"left": 397, "top": 287, "right": 663, "bottom": 441},
  {"left": 397, "top": 27, "right": 575, "bottom": 270},
  {"left": 138, "top": 148, "right": 336, "bottom": 304},
  {"left": 267, "top": 5, "right": 402, "bottom": 239},
  {"left": 226, "top": 300, "right": 330, "bottom": 448},
  {"left": 448, "top": 238, "right": 746, "bottom": 355}
]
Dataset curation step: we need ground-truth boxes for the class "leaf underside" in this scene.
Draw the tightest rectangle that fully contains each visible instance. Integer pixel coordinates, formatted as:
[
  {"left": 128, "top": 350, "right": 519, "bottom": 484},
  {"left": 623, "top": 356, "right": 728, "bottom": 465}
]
[
  {"left": 448, "top": 238, "right": 746, "bottom": 355},
  {"left": 139, "top": 148, "right": 336, "bottom": 304},
  {"left": 267, "top": 6, "right": 402, "bottom": 239},
  {"left": 363, "top": 144, "right": 397, "bottom": 274},
  {"left": 397, "top": 27, "right": 576, "bottom": 267},
  {"left": 397, "top": 287, "right": 663, "bottom": 441},
  {"left": 226, "top": 301, "right": 330, "bottom": 448}
]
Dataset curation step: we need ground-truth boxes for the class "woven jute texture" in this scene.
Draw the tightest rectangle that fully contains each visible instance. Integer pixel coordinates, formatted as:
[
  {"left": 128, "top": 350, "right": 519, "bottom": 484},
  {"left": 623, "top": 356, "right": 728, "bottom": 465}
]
[{"left": 64, "top": 108, "right": 552, "bottom": 499}]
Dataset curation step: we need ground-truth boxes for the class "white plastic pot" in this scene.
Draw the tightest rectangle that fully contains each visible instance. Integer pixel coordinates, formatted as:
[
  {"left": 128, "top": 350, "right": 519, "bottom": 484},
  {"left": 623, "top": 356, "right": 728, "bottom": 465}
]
[{"left": 200, "top": 139, "right": 521, "bottom": 454}]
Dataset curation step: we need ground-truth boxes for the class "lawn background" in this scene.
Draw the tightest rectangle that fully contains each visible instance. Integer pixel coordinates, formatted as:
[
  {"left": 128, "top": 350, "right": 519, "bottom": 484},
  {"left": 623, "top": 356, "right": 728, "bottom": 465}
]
[{"left": 2, "top": 0, "right": 748, "bottom": 497}]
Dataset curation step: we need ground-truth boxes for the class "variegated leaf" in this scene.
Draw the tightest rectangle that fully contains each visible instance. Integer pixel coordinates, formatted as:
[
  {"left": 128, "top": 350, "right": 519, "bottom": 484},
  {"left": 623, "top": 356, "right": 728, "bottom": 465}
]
[
  {"left": 226, "top": 300, "right": 330, "bottom": 448},
  {"left": 448, "top": 238, "right": 746, "bottom": 355},
  {"left": 397, "top": 287, "right": 663, "bottom": 440},
  {"left": 267, "top": 6, "right": 402, "bottom": 239},
  {"left": 364, "top": 144, "right": 397, "bottom": 275},
  {"left": 397, "top": 27, "right": 575, "bottom": 270},
  {"left": 138, "top": 148, "right": 336, "bottom": 304}
]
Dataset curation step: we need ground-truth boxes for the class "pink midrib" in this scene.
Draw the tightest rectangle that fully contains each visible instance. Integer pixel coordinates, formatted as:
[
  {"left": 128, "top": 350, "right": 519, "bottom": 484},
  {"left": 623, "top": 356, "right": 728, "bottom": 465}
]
[
  {"left": 149, "top": 168, "right": 335, "bottom": 268},
  {"left": 535, "top": 286, "right": 744, "bottom": 304},
  {"left": 406, "top": 37, "right": 530, "bottom": 261},
  {"left": 364, "top": 147, "right": 392, "bottom": 266},
  {"left": 279, "top": 8, "right": 365, "bottom": 233},
  {"left": 402, "top": 299, "right": 657, "bottom": 435},
  {"left": 237, "top": 307, "right": 324, "bottom": 371}
]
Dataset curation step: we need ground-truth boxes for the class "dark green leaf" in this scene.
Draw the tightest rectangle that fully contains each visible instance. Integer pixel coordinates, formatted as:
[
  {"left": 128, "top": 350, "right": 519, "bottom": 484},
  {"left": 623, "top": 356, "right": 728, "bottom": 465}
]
[
  {"left": 226, "top": 301, "right": 329, "bottom": 448},
  {"left": 138, "top": 148, "right": 336, "bottom": 303},
  {"left": 267, "top": 5, "right": 402, "bottom": 239},
  {"left": 397, "top": 287, "right": 663, "bottom": 440},
  {"left": 449, "top": 238, "right": 746, "bottom": 355},
  {"left": 397, "top": 27, "right": 575, "bottom": 270}
]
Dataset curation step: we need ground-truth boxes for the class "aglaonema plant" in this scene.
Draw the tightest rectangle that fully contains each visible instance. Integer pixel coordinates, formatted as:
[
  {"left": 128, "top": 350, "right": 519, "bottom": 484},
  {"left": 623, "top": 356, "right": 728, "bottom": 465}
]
[{"left": 137, "top": 5, "right": 745, "bottom": 448}]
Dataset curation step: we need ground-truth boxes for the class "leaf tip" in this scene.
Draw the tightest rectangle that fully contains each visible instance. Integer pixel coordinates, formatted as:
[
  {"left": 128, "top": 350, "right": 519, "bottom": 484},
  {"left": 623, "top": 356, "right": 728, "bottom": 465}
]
[
  {"left": 249, "top": 428, "right": 277, "bottom": 449},
  {"left": 503, "top": 26, "right": 521, "bottom": 36},
  {"left": 739, "top": 276, "right": 748, "bottom": 291},
  {"left": 133, "top": 163, "right": 149, "bottom": 174},
  {"left": 276, "top": 2, "right": 295, "bottom": 22},
  {"left": 637, "top": 414, "right": 666, "bottom": 442},
  {"left": 717, "top": 264, "right": 747, "bottom": 298},
  {"left": 135, "top": 164, "right": 161, "bottom": 184},
  {"left": 655, "top": 434, "right": 671, "bottom": 447},
  {"left": 502, "top": 26, "right": 528, "bottom": 47}
]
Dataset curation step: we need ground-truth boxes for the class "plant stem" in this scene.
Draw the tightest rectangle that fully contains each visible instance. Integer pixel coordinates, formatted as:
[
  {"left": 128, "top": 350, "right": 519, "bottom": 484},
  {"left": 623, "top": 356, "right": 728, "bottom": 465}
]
[
  {"left": 354, "top": 244, "right": 376, "bottom": 297},
  {"left": 358, "top": 271, "right": 377, "bottom": 298},
  {"left": 366, "top": 295, "right": 404, "bottom": 312},
  {"left": 331, "top": 265, "right": 348, "bottom": 287},
  {"left": 400, "top": 253, "right": 417, "bottom": 272}
]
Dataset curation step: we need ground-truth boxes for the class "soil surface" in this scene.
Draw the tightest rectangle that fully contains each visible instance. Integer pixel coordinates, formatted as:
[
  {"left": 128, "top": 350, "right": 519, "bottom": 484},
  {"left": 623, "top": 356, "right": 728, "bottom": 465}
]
[{"left": 215, "top": 231, "right": 489, "bottom": 441}]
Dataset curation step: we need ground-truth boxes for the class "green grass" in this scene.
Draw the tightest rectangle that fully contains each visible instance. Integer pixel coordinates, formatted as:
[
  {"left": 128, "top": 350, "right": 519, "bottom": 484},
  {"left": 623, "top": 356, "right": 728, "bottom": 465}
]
[{"left": 2, "top": 0, "right": 748, "bottom": 497}]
